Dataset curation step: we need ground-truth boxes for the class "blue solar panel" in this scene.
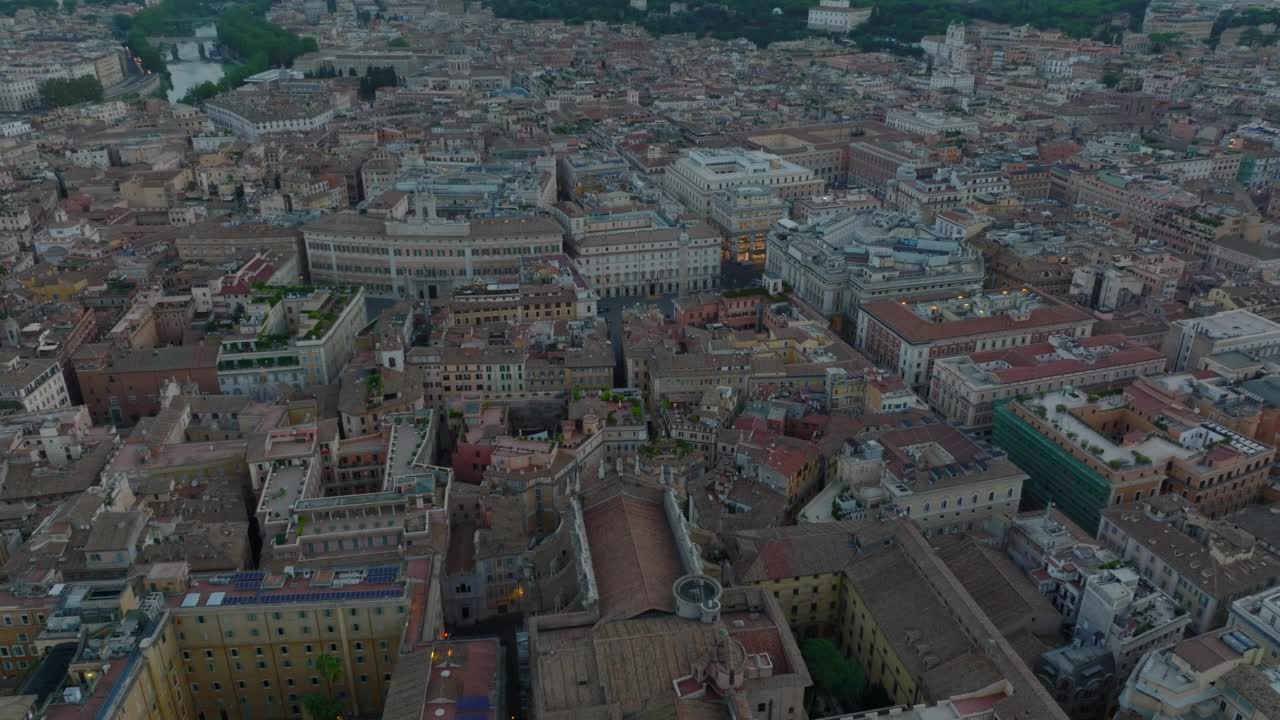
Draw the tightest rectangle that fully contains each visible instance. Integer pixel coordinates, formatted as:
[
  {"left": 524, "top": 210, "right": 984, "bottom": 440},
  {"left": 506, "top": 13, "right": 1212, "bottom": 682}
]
[
  {"left": 457, "top": 696, "right": 490, "bottom": 712},
  {"left": 231, "top": 571, "right": 265, "bottom": 581},
  {"left": 217, "top": 587, "right": 404, "bottom": 606}
]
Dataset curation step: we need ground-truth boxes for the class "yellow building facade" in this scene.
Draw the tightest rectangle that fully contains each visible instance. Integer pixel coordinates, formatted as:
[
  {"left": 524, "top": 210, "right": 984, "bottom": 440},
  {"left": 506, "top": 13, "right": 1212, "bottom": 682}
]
[{"left": 174, "top": 596, "right": 407, "bottom": 720}]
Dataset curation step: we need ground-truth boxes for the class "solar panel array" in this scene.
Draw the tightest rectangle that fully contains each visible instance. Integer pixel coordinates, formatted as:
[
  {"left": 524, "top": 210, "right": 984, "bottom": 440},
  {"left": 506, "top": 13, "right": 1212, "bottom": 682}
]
[
  {"left": 366, "top": 566, "right": 399, "bottom": 583},
  {"left": 231, "top": 571, "right": 266, "bottom": 582},
  {"left": 220, "top": 589, "right": 403, "bottom": 606},
  {"left": 234, "top": 580, "right": 262, "bottom": 591},
  {"left": 457, "top": 696, "right": 490, "bottom": 712},
  {"left": 457, "top": 695, "right": 491, "bottom": 720}
]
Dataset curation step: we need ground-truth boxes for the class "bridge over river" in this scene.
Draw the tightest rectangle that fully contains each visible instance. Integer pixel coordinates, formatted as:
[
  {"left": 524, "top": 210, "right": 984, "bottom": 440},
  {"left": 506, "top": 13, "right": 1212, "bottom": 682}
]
[{"left": 155, "top": 22, "right": 227, "bottom": 103}]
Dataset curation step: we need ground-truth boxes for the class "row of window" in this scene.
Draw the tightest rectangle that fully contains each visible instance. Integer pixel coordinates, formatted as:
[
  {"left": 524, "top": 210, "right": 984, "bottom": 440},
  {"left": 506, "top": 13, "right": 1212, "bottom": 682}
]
[
  {"left": 918, "top": 488, "right": 1016, "bottom": 514},
  {"left": 187, "top": 606, "right": 403, "bottom": 624},
  {"left": 192, "top": 671, "right": 388, "bottom": 695}
]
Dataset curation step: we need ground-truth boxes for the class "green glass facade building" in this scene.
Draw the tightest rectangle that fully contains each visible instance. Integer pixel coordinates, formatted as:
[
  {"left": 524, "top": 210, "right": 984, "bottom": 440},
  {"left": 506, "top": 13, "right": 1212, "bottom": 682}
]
[{"left": 992, "top": 401, "right": 1113, "bottom": 534}]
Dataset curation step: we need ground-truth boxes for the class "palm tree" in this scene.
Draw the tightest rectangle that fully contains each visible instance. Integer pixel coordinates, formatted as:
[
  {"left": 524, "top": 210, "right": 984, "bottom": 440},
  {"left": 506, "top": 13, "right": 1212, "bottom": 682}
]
[
  {"left": 302, "top": 652, "right": 344, "bottom": 720},
  {"left": 301, "top": 693, "right": 341, "bottom": 720},
  {"left": 317, "top": 652, "right": 343, "bottom": 694}
]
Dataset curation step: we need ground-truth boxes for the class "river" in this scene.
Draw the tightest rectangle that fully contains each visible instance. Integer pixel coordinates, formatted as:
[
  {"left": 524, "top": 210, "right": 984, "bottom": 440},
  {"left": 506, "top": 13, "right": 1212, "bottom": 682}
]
[{"left": 166, "top": 23, "right": 225, "bottom": 103}]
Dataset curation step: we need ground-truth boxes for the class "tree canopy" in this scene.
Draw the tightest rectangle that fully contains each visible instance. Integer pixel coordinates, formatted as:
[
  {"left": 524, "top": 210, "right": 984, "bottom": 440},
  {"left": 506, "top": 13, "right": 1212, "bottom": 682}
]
[
  {"left": 486, "top": 0, "right": 1148, "bottom": 46},
  {"left": 801, "top": 638, "right": 868, "bottom": 713},
  {"left": 0, "top": 0, "right": 56, "bottom": 16},
  {"left": 127, "top": 29, "right": 170, "bottom": 79},
  {"left": 110, "top": 11, "right": 130, "bottom": 35},
  {"left": 182, "top": 7, "right": 318, "bottom": 104},
  {"left": 301, "top": 652, "right": 345, "bottom": 720},
  {"left": 40, "top": 75, "right": 104, "bottom": 107},
  {"left": 358, "top": 65, "right": 398, "bottom": 100},
  {"left": 217, "top": 6, "right": 318, "bottom": 66}
]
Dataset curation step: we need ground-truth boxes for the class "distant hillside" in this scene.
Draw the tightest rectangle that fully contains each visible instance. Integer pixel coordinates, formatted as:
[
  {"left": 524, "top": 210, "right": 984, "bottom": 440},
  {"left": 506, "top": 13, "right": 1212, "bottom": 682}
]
[
  {"left": 487, "top": 0, "right": 1150, "bottom": 48},
  {"left": 488, "top": 0, "right": 815, "bottom": 46},
  {"left": 853, "top": 0, "right": 1147, "bottom": 42}
]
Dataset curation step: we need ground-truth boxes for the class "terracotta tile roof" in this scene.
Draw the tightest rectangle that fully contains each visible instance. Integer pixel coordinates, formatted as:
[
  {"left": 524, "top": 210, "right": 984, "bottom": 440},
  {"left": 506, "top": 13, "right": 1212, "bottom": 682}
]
[
  {"left": 763, "top": 439, "right": 814, "bottom": 478},
  {"left": 726, "top": 616, "right": 792, "bottom": 674},
  {"left": 727, "top": 521, "right": 886, "bottom": 583},
  {"left": 382, "top": 638, "right": 500, "bottom": 720},
  {"left": 951, "top": 334, "right": 1165, "bottom": 385},
  {"left": 583, "top": 493, "right": 684, "bottom": 621},
  {"left": 860, "top": 291, "right": 1092, "bottom": 344}
]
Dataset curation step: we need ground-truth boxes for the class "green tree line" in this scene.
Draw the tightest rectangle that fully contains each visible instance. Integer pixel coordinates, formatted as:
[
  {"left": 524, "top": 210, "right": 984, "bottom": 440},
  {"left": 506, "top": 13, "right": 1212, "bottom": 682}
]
[
  {"left": 39, "top": 75, "right": 104, "bottom": 106},
  {"left": 130, "top": 0, "right": 208, "bottom": 35},
  {"left": 487, "top": 0, "right": 811, "bottom": 46},
  {"left": 0, "top": 0, "right": 56, "bottom": 16},
  {"left": 488, "top": 0, "right": 1147, "bottom": 46},
  {"left": 358, "top": 65, "right": 397, "bottom": 99},
  {"left": 118, "top": 0, "right": 213, "bottom": 87},
  {"left": 127, "top": 28, "right": 170, "bottom": 82},
  {"left": 181, "top": 6, "right": 318, "bottom": 104},
  {"left": 216, "top": 6, "right": 317, "bottom": 66},
  {"left": 1211, "top": 8, "right": 1280, "bottom": 46},
  {"left": 109, "top": 0, "right": 314, "bottom": 106},
  {"left": 846, "top": 0, "right": 1146, "bottom": 45}
]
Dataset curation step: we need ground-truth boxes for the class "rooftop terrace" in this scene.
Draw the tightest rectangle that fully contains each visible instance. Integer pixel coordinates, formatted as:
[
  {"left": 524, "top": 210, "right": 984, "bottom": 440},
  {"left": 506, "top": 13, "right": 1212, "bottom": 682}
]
[
  {"left": 910, "top": 288, "right": 1045, "bottom": 323},
  {"left": 382, "top": 410, "right": 437, "bottom": 488},
  {"left": 1022, "top": 389, "right": 1197, "bottom": 469},
  {"left": 257, "top": 459, "right": 315, "bottom": 523}
]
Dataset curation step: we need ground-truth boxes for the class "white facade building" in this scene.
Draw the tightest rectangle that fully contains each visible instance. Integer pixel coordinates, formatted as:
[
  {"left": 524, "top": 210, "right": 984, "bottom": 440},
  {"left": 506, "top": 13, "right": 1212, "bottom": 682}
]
[
  {"left": 0, "top": 353, "right": 70, "bottom": 413},
  {"left": 566, "top": 213, "right": 721, "bottom": 298},
  {"left": 0, "top": 120, "right": 32, "bottom": 137},
  {"left": 884, "top": 110, "right": 979, "bottom": 137},
  {"left": 806, "top": 0, "right": 872, "bottom": 32},
  {"left": 662, "top": 148, "right": 824, "bottom": 218}
]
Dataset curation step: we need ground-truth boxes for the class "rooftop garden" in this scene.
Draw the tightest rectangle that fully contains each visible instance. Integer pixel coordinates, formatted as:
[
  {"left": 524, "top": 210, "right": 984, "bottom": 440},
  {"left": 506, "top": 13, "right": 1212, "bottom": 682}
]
[
  {"left": 1188, "top": 212, "right": 1225, "bottom": 228},
  {"left": 254, "top": 333, "right": 291, "bottom": 351},
  {"left": 639, "top": 438, "right": 695, "bottom": 458},
  {"left": 1017, "top": 389, "right": 1207, "bottom": 470},
  {"left": 304, "top": 310, "right": 339, "bottom": 340},
  {"left": 722, "top": 285, "right": 791, "bottom": 302},
  {"left": 1086, "top": 387, "right": 1125, "bottom": 402}
]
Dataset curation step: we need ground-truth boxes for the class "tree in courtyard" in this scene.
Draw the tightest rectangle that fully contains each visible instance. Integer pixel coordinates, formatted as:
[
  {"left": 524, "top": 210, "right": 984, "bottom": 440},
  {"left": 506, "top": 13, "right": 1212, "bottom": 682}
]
[
  {"left": 802, "top": 638, "right": 868, "bottom": 714},
  {"left": 302, "top": 652, "right": 344, "bottom": 720}
]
